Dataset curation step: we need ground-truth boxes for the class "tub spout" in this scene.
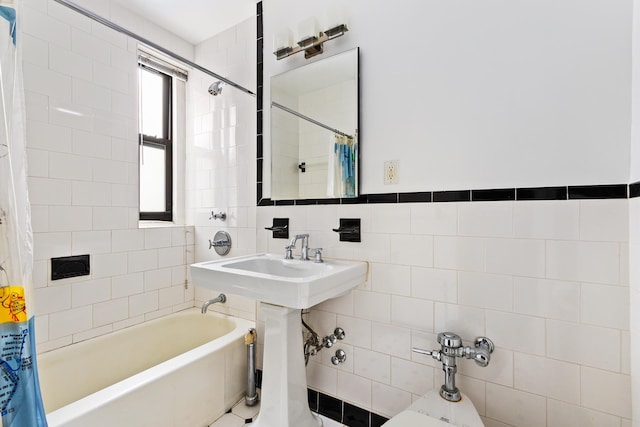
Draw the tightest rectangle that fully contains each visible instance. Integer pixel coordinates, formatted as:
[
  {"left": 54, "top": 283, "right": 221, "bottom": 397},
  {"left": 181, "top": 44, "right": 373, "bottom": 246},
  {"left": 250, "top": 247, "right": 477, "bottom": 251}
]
[{"left": 201, "top": 293, "right": 227, "bottom": 313}]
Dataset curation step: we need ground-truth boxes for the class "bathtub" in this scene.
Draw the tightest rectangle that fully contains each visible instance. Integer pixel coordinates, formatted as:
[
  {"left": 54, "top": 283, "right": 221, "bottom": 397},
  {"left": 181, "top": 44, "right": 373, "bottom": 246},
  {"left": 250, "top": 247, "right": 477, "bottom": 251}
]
[{"left": 37, "top": 308, "right": 254, "bottom": 427}]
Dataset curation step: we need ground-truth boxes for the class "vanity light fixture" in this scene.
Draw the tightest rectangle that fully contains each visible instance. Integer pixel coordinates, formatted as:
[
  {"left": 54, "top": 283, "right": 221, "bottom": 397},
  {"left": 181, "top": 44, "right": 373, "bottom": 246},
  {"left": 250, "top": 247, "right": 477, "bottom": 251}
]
[{"left": 274, "top": 24, "right": 349, "bottom": 60}]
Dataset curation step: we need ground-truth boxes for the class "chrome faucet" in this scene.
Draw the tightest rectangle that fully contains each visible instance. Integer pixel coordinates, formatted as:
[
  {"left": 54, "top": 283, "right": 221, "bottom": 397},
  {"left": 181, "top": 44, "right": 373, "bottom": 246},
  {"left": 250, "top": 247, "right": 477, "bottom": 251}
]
[
  {"left": 413, "top": 332, "right": 494, "bottom": 402},
  {"left": 201, "top": 293, "right": 227, "bottom": 313},
  {"left": 285, "top": 234, "right": 310, "bottom": 260}
]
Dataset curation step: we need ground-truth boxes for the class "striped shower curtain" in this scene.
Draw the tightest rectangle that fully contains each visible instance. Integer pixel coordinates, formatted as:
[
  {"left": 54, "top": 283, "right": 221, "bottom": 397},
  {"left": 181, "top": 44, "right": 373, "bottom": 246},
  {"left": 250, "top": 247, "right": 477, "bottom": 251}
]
[{"left": 0, "top": 1, "right": 48, "bottom": 425}]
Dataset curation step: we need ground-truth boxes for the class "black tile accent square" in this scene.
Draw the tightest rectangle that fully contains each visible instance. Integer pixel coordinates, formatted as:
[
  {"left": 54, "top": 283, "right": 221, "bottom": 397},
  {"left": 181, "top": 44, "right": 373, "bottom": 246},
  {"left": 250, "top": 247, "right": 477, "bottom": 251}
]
[
  {"left": 257, "top": 135, "right": 263, "bottom": 158},
  {"left": 258, "top": 198, "right": 274, "bottom": 206},
  {"left": 318, "top": 393, "right": 342, "bottom": 423},
  {"left": 257, "top": 111, "right": 263, "bottom": 134},
  {"left": 274, "top": 199, "right": 295, "bottom": 206},
  {"left": 257, "top": 86, "right": 263, "bottom": 111},
  {"left": 257, "top": 18, "right": 263, "bottom": 39},
  {"left": 308, "top": 389, "right": 319, "bottom": 412},
  {"left": 257, "top": 63, "right": 263, "bottom": 84},
  {"left": 367, "top": 193, "right": 398, "bottom": 203},
  {"left": 341, "top": 195, "right": 368, "bottom": 204},
  {"left": 343, "top": 402, "right": 369, "bottom": 427},
  {"left": 257, "top": 38, "right": 263, "bottom": 64},
  {"left": 257, "top": 1, "right": 262, "bottom": 15},
  {"left": 433, "top": 190, "right": 471, "bottom": 203},
  {"left": 399, "top": 191, "right": 432, "bottom": 203},
  {"left": 295, "top": 199, "right": 319, "bottom": 205},
  {"left": 568, "top": 184, "right": 627, "bottom": 200},
  {"left": 318, "top": 198, "right": 341, "bottom": 205},
  {"left": 370, "top": 412, "right": 389, "bottom": 427},
  {"left": 335, "top": 218, "right": 361, "bottom": 242},
  {"left": 472, "top": 188, "right": 515, "bottom": 202},
  {"left": 266, "top": 217, "right": 289, "bottom": 239},
  {"left": 630, "top": 181, "right": 640, "bottom": 198},
  {"left": 256, "top": 158, "right": 263, "bottom": 182},
  {"left": 51, "top": 254, "right": 90, "bottom": 280},
  {"left": 516, "top": 186, "right": 567, "bottom": 200}
]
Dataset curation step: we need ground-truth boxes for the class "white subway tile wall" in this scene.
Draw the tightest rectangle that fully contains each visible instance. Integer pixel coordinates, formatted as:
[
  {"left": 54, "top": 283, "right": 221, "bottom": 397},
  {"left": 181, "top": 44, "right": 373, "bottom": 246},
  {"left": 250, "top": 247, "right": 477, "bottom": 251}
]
[
  {"left": 23, "top": 1, "right": 634, "bottom": 426},
  {"left": 257, "top": 201, "right": 631, "bottom": 426},
  {"left": 24, "top": 0, "right": 196, "bottom": 353}
]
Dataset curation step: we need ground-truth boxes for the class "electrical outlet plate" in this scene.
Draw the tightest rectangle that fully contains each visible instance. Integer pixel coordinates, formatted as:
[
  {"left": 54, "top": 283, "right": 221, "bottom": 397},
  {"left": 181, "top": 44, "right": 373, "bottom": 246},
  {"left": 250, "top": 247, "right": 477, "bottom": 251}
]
[{"left": 384, "top": 160, "right": 399, "bottom": 185}]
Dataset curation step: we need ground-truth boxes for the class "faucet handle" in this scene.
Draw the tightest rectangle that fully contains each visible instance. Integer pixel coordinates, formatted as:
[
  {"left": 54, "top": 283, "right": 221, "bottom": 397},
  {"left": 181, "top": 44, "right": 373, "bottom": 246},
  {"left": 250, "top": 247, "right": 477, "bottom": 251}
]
[
  {"left": 284, "top": 245, "right": 294, "bottom": 260},
  {"left": 310, "top": 248, "right": 323, "bottom": 263},
  {"left": 412, "top": 347, "right": 442, "bottom": 362}
]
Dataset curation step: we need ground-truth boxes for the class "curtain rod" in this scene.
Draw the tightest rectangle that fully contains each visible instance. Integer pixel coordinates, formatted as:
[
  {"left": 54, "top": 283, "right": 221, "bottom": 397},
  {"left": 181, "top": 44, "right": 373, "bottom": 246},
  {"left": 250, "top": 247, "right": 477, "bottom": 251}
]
[
  {"left": 271, "top": 101, "right": 354, "bottom": 139},
  {"left": 52, "top": 0, "right": 256, "bottom": 97}
]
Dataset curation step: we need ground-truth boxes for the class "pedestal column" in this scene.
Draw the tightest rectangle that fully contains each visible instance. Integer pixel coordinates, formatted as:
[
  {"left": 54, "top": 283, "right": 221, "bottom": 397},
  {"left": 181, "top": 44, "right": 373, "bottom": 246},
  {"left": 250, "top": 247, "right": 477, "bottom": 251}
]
[{"left": 249, "top": 303, "right": 321, "bottom": 427}]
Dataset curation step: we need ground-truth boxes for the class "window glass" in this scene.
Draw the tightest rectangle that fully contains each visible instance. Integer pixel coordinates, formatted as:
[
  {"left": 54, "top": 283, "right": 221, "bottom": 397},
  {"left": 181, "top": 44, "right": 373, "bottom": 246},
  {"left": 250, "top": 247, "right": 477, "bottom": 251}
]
[
  {"left": 139, "top": 143, "right": 166, "bottom": 212},
  {"left": 140, "top": 68, "right": 166, "bottom": 139}
]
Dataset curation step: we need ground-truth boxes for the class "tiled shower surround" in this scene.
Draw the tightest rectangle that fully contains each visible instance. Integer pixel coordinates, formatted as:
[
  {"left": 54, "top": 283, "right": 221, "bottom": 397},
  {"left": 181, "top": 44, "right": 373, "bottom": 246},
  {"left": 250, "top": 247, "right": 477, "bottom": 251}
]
[
  {"left": 23, "top": 0, "right": 198, "bottom": 353},
  {"left": 20, "top": 1, "right": 635, "bottom": 427}
]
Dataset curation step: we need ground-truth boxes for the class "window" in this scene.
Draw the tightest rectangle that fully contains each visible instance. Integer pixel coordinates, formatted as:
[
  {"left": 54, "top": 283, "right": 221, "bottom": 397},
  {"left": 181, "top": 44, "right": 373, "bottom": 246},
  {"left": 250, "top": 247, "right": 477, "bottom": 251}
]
[{"left": 138, "top": 62, "right": 174, "bottom": 221}]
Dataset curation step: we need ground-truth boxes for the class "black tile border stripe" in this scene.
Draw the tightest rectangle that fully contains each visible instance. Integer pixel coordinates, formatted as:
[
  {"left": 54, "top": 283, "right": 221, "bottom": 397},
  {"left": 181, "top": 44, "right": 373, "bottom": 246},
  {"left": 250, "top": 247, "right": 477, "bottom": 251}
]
[
  {"left": 516, "top": 186, "right": 567, "bottom": 201},
  {"left": 398, "top": 191, "right": 431, "bottom": 203},
  {"left": 568, "top": 184, "right": 627, "bottom": 200},
  {"left": 256, "top": 368, "right": 389, "bottom": 427},
  {"left": 433, "top": 190, "right": 471, "bottom": 203},
  {"left": 472, "top": 188, "right": 515, "bottom": 202},
  {"left": 258, "top": 183, "right": 640, "bottom": 206},
  {"left": 313, "top": 388, "right": 389, "bottom": 427}
]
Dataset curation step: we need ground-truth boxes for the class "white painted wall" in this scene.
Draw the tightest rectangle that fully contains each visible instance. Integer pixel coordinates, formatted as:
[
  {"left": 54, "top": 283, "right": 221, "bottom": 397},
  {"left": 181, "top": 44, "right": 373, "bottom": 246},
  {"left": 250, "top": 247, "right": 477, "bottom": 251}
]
[
  {"left": 260, "top": 0, "right": 635, "bottom": 425},
  {"left": 263, "top": 0, "right": 632, "bottom": 195}
]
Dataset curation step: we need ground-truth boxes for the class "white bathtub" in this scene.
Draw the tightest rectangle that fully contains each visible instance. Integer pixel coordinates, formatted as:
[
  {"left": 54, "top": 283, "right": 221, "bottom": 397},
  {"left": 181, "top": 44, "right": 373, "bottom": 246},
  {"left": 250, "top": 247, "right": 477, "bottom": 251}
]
[{"left": 38, "top": 308, "right": 254, "bottom": 427}]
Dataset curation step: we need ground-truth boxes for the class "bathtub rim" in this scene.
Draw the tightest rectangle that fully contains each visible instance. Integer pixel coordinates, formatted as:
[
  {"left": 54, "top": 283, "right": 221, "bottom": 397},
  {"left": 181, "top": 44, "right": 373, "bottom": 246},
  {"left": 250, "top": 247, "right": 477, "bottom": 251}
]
[{"left": 44, "top": 308, "right": 254, "bottom": 426}]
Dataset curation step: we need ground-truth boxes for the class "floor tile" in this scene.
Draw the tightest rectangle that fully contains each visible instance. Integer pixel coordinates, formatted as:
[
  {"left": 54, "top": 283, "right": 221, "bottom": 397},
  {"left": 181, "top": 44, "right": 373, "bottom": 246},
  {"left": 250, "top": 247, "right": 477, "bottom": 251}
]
[
  {"left": 209, "top": 413, "right": 245, "bottom": 427},
  {"left": 232, "top": 394, "right": 261, "bottom": 420}
]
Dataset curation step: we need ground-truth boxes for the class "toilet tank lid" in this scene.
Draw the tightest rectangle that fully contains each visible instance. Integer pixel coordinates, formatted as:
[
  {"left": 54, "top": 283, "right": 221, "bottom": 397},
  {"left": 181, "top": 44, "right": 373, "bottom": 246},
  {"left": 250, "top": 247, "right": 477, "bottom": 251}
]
[{"left": 382, "top": 410, "right": 453, "bottom": 427}]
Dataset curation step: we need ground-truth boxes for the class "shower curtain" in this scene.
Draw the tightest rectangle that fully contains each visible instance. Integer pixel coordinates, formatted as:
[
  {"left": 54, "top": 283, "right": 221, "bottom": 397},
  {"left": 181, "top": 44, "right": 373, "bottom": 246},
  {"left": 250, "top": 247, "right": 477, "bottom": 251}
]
[
  {"left": 0, "top": 1, "right": 48, "bottom": 425},
  {"left": 327, "top": 133, "right": 357, "bottom": 198}
]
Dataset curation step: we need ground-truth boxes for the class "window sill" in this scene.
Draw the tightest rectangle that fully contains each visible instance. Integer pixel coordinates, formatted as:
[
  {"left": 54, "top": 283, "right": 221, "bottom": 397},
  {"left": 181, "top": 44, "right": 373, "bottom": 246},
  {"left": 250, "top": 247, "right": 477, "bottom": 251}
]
[{"left": 138, "top": 221, "right": 184, "bottom": 229}]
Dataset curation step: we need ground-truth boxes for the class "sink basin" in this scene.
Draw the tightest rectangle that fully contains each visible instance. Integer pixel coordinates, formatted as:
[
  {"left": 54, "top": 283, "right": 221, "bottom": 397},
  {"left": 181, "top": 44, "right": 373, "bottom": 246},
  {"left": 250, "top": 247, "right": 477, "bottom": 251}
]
[{"left": 190, "top": 253, "right": 367, "bottom": 309}]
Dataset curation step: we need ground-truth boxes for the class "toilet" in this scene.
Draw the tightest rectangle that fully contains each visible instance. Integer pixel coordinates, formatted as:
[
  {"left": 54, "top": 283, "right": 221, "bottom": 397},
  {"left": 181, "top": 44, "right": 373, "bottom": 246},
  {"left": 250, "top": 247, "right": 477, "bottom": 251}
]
[
  {"left": 383, "top": 332, "right": 493, "bottom": 427},
  {"left": 382, "top": 389, "right": 484, "bottom": 427}
]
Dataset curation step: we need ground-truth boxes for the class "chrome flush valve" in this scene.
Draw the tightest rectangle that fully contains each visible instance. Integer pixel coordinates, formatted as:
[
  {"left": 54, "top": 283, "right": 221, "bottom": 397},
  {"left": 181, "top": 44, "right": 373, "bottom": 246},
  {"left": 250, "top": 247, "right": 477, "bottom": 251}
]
[{"left": 413, "top": 332, "right": 494, "bottom": 402}]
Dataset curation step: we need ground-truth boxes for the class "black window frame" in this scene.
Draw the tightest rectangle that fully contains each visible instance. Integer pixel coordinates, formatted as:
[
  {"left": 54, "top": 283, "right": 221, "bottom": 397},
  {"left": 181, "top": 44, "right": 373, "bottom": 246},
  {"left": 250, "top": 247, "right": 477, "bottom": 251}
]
[{"left": 138, "top": 64, "right": 173, "bottom": 222}]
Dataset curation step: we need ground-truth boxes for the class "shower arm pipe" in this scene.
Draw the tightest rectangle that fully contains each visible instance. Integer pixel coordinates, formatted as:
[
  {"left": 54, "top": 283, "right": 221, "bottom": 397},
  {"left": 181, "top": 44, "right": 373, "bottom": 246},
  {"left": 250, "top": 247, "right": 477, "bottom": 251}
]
[
  {"left": 52, "top": 0, "right": 256, "bottom": 97},
  {"left": 271, "top": 101, "right": 354, "bottom": 140}
]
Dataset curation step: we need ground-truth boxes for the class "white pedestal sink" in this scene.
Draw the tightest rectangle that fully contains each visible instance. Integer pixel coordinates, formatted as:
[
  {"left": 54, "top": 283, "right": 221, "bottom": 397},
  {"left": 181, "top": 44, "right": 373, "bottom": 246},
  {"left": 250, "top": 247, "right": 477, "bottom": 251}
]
[{"left": 191, "top": 253, "right": 367, "bottom": 427}]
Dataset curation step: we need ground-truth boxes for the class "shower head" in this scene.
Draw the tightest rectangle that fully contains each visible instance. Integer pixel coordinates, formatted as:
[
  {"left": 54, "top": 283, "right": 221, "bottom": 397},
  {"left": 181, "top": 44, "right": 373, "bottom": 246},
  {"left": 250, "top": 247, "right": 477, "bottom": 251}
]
[{"left": 208, "top": 81, "right": 224, "bottom": 96}]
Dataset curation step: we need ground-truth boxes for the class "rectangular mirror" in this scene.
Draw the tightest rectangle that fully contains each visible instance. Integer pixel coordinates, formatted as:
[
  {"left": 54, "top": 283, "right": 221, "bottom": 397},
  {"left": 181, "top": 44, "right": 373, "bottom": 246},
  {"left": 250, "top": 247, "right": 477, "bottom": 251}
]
[{"left": 270, "top": 47, "right": 359, "bottom": 200}]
